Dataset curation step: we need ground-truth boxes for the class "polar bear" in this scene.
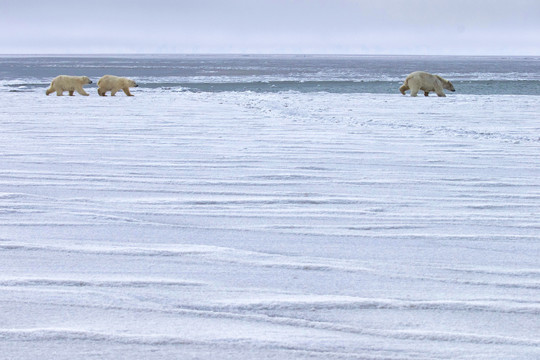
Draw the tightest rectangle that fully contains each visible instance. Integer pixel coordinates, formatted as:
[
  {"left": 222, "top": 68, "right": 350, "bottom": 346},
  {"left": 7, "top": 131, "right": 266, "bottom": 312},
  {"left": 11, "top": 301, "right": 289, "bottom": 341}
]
[
  {"left": 399, "top": 71, "right": 455, "bottom": 97},
  {"left": 45, "top": 75, "right": 92, "bottom": 96},
  {"left": 97, "top": 75, "right": 139, "bottom": 96}
]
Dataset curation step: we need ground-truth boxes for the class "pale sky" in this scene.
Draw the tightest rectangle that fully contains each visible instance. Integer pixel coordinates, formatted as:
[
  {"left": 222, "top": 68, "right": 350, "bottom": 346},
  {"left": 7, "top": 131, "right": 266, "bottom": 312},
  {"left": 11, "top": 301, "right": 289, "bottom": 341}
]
[{"left": 1, "top": 0, "right": 539, "bottom": 55}]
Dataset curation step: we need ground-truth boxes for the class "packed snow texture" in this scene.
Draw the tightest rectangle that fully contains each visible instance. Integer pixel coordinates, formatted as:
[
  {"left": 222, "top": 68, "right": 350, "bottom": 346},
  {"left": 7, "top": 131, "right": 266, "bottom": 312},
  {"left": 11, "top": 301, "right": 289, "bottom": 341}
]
[{"left": 1, "top": 90, "right": 539, "bottom": 359}]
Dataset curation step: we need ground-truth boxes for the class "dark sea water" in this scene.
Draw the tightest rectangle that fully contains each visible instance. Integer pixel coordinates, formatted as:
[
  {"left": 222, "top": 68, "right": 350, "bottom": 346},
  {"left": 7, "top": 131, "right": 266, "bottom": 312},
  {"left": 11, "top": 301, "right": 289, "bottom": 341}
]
[{"left": 1, "top": 55, "right": 539, "bottom": 95}]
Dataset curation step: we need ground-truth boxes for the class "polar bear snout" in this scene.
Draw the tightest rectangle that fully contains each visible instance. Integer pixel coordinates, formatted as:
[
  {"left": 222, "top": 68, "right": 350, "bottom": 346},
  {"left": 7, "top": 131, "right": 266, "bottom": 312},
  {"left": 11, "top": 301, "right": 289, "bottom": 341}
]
[{"left": 135, "top": 84, "right": 139, "bottom": 87}]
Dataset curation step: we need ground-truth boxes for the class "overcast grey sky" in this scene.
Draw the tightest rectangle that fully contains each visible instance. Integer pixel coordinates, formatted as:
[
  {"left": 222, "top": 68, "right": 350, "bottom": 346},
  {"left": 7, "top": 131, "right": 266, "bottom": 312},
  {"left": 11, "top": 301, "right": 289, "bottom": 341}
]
[{"left": 1, "top": 0, "right": 539, "bottom": 55}]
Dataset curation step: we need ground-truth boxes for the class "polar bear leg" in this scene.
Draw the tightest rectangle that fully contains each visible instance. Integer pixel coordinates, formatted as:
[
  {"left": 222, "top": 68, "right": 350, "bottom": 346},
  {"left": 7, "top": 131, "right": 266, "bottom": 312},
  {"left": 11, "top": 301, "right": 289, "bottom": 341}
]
[
  {"left": 110, "top": 89, "right": 117, "bottom": 96},
  {"left": 76, "top": 87, "right": 89, "bottom": 96},
  {"left": 69, "top": 90, "right": 74, "bottom": 96},
  {"left": 123, "top": 88, "right": 133, "bottom": 96},
  {"left": 434, "top": 82, "right": 446, "bottom": 97},
  {"left": 435, "top": 87, "right": 446, "bottom": 97},
  {"left": 98, "top": 88, "right": 106, "bottom": 96},
  {"left": 409, "top": 85, "right": 420, "bottom": 97},
  {"left": 435, "top": 90, "right": 446, "bottom": 97},
  {"left": 424, "top": 91, "right": 429, "bottom": 97},
  {"left": 56, "top": 89, "right": 64, "bottom": 96}
]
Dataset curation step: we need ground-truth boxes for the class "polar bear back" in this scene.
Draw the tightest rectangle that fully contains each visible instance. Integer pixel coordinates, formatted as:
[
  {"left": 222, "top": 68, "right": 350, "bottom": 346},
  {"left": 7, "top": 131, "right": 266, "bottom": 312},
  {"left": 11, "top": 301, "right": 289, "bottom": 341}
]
[
  {"left": 52, "top": 75, "right": 91, "bottom": 86},
  {"left": 97, "top": 75, "right": 131, "bottom": 89},
  {"left": 407, "top": 71, "right": 441, "bottom": 90}
]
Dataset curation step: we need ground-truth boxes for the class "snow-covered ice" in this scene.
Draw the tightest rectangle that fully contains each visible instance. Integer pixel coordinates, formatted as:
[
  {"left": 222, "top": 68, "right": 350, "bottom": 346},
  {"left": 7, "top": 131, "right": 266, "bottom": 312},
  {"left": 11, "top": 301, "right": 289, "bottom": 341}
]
[{"left": 1, "top": 90, "right": 539, "bottom": 359}]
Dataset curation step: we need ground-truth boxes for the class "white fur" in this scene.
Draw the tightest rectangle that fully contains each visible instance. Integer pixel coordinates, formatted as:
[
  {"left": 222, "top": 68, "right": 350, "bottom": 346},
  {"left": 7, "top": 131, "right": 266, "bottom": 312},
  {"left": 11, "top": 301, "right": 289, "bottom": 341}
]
[
  {"left": 46, "top": 75, "right": 92, "bottom": 96},
  {"left": 399, "top": 71, "right": 455, "bottom": 97},
  {"left": 97, "top": 75, "right": 138, "bottom": 96}
]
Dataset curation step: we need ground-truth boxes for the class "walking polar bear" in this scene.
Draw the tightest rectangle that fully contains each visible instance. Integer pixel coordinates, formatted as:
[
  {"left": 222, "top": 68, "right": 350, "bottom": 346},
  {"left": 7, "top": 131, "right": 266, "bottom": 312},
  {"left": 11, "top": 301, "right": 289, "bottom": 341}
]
[
  {"left": 46, "top": 75, "right": 92, "bottom": 96},
  {"left": 399, "top": 71, "right": 455, "bottom": 97},
  {"left": 97, "top": 75, "right": 139, "bottom": 96}
]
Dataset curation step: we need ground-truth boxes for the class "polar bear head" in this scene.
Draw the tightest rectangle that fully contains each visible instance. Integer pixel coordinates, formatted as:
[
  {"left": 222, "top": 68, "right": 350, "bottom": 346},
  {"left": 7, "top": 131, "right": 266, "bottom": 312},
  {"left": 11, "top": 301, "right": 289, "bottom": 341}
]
[
  {"left": 127, "top": 79, "right": 139, "bottom": 88},
  {"left": 436, "top": 75, "right": 455, "bottom": 92},
  {"left": 80, "top": 76, "right": 92, "bottom": 84},
  {"left": 444, "top": 81, "right": 455, "bottom": 92}
]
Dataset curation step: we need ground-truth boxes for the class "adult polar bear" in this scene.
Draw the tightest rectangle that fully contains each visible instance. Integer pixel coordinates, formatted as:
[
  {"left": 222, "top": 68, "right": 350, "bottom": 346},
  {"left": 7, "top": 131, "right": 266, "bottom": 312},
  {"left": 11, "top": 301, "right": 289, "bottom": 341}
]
[
  {"left": 97, "top": 75, "right": 138, "bottom": 96},
  {"left": 399, "top": 71, "right": 455, "bottom": 97},
  {"left": 46, "top": 75, "right": 92, "bottom": 96}
]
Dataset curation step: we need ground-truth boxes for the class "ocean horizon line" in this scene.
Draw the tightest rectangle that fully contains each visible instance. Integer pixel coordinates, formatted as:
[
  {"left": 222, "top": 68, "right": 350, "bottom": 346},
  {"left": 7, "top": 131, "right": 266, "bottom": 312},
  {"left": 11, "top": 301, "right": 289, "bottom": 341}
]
[{"left": 0, "top": 53, "right": 538, "bottom": 58}]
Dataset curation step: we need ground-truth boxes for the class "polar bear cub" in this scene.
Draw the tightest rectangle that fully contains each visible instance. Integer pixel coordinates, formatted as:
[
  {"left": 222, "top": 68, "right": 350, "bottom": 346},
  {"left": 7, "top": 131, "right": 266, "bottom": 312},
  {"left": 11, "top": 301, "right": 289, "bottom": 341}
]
[
  {"left": 399, "top": 71, "right": 455, "bottom": 97},
  {"left": 97, "top": 75, "right": 139, "bottom": 96},
  {"left": 46, "top": 75, "right": 92, "bottom": 96}
]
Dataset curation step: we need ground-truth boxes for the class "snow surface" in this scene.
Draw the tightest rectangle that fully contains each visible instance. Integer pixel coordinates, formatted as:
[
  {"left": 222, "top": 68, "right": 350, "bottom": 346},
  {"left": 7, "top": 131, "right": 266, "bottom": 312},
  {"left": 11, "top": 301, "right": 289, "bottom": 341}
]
[{"left": 1, "top": 90, "right": 539, "bottom": 359}]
